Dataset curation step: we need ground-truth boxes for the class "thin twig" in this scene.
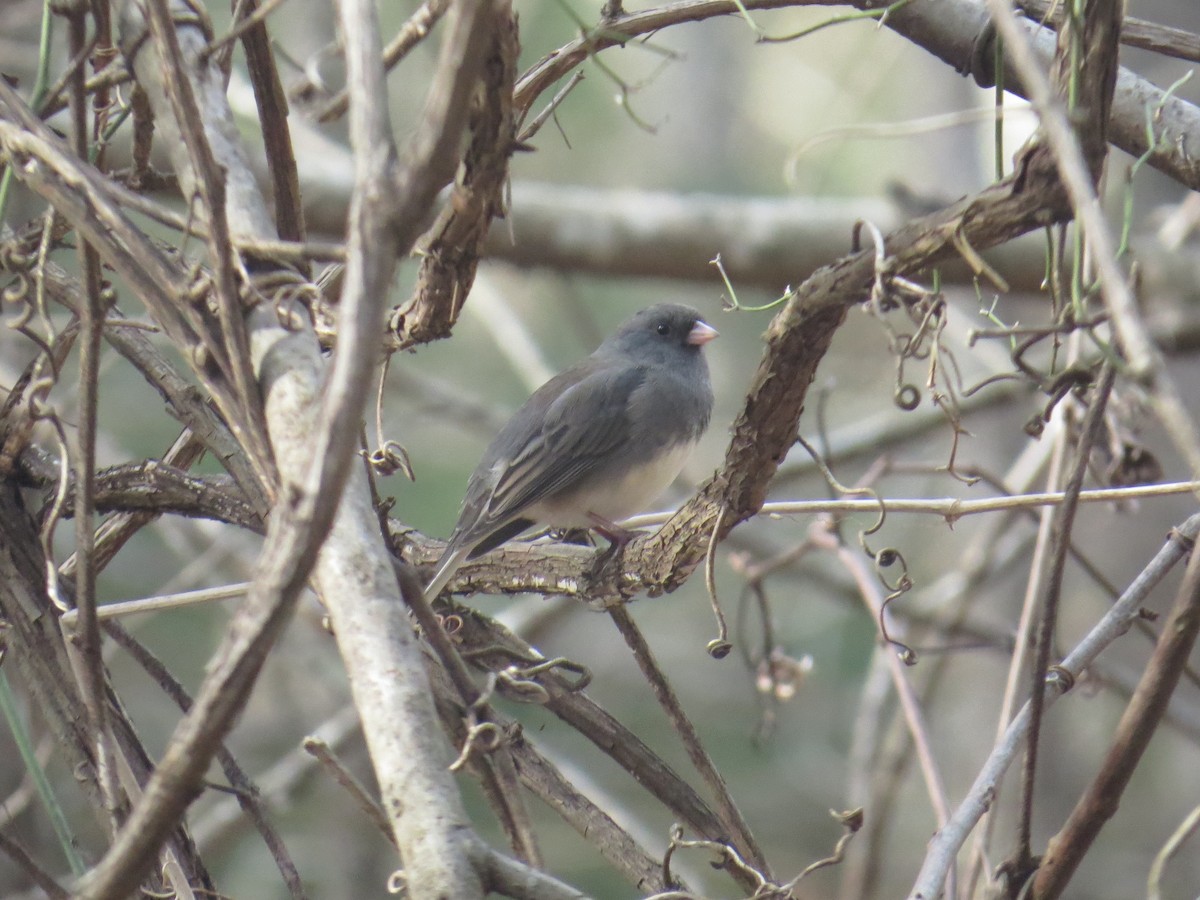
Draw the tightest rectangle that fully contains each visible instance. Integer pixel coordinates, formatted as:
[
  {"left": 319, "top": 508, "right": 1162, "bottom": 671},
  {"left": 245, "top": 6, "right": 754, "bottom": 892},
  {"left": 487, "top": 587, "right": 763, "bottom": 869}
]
[
  {"left": 103, "top": 621, "right": 308, "bottom": 899},
  {"left": 1018, "top": 0, "right": 1200, "bottom": 64},
  {"left": 306, "top": 0, "right": 450, "bottom": 123},
  {"left": 620, "top": 479, "right": 1200, "bottom": 529},
  {"left": 981, "top": 1, "right": 1176, "bottom": 424},
  {"left": 967, "top": 418, "right": 1065, "bottom": 894},
  {"left": 607, "top": 605, "right": 771, "bottom": 883},
  {"left": 203, "top": 0, "right": 289, "bottom": 64},
  {"left": 1016, "top": 362, "right": 1116, "bottom": 870},
  {"left": 303, "top": 736, "right": 394, "bottom": 845},
  {"left": 1147, "top": 803, "right": 1200, "bottom": 900},
  {"left": 0, "top": 830, "right": 70, "bottom": 900},
  {"left": 142, "top": 0, "right": 271, "bottom": 476},
  {"left": 456, "top": 614, "right": 735, "bottom": 850},
  {"left": 810, "top": 523, "right": 954, "bottom": 892},
  {"left": 425, "top": 660, "right": 676, "bottom": 893},
  {"left": 64, "top": 0, "right": 119, "bottom": 834}
]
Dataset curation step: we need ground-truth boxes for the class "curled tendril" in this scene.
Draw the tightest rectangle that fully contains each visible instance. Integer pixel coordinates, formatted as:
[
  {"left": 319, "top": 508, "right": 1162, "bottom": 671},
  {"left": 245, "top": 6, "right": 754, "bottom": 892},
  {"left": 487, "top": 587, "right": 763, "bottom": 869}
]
[
  {"left": 703, "top": 505, "right": 732, "bottom": 659},
  {"left": 706, "top": 639, "right": 733, "bottom": 659},
  {"left": 189, "top": 342, "right": 209, "bottom": 370},
  {"left": 184, "top": 268, "right": 211, "bottom": 307},
  {"left": 6, "top": 300, "right": 35, "bottom": 333},
  {"left": 1047, "top": 664, "right": 1075, "bottom": 691},
  {"left": 659, "top": 826, "right": 769, "bottom": 898},
  {"left": 272, "top": 286, "right": 310, "bottom": 331},
  {"left": 247, "top": 270, "right": 321, "bottom": 331},
  {"left": 385, "top": 870, "right": 406, "bottom": 895},
  {"left": 0, "top": 240, "right": 35, "bottom": 271},
  {"left": 36, "top": 410, "right": 73, "bottom": 614},
  {"left": 894, "top": 383, "right": 921, "bottom": 410},
  {"left": 460, "top": 644, "right": 593, "bottom": 693},
  {"left": 27, "top": 379, "right": 58, "bottom": 417},
  {"left": 512, "top": 655, "right": 592, "bottom": 691},
  {"left": 781, "top": 807, "right": 864, "bottom": 889},
  {"left": 796, "top": 435, "right": 916, "bottom": 661},
  {"left": 368, "top": 441, "right": 415, "bottom": 480},
  {"left": 495, "top": 668, "right": 551, "bottom": 704},
  {"left": 879, "top": 582, "right": 917, "bottom": 665},
  {"left": 854, "top": 218, "right": 995, "bottom": 484},
  {"left": 447, "top": 720, "right": 503, "bottom": 771},
  {"left": 2, "top": 272, "right": 31, "bottom": 306}
]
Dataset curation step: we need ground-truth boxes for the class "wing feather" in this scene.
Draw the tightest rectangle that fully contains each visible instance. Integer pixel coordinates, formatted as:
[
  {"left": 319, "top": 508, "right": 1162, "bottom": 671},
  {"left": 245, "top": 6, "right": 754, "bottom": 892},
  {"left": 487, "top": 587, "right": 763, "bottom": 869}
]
[{"left": 451, "top": 364, "right": 645, "bottom": 549}]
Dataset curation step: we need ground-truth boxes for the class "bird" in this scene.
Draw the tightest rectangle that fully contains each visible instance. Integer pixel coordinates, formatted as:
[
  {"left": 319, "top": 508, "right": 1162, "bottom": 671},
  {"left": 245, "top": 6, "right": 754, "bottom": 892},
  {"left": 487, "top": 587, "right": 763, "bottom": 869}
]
[{"left": 424, "top": 303, "right": 718, "bottom": 601}]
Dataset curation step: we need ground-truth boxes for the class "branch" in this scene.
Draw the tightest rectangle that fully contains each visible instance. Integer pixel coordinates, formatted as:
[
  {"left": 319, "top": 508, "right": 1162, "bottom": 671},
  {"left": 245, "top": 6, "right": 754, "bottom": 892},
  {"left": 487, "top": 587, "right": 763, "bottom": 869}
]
[
  {"left": 0, "top": 830, "right": 69, "bottom": 900},
  {"left": 425, "top": 658, "right": 676, "bottom": 893},
  {"left": 453, "top": 612, "right": 736, "bottom": 840},
  {"left": 498, "top": 151, "right": 1074, "bottom": 602},
  {"left": 388, "top": 2, "right": 518, "bottom": 347},
  {"left": 865, "top": 0, "right": 1200, "bottom": 190},
  {"left": 71, "top": 0, "right": 493, "bottom": 894},
  {"left": 390, "top": 480, "right": 1200, "bottom": 602},
  {"left": 236, "top": 0, "right": 306, "bottom": 244},
  {"left": 15, "top": 450, "right": 262, "bottom": 532},
  {"left": 1019, "top": 0, "right": 1200, "bottom": 65},
  {"left": 141, "top": 0, "right": 270, "bottom": 472},
  {"left": 101, "top": 621, "right": 307, "bottom": 899},
  {"left": 1016, "top": 363, "right": 1116, "bottom": 868},
  {"left": 1030, "top": 534, "right": 1200, "bottom": 897},
  {"left": 906, "top": 513, "right": 1200, "bottom": 899},
  {"left": 512, "top": 0, "right": 1200, "bottom": 191},
  {"left": 311, "top": 0, "right": 505, "bottom": 896},
  {"left": 609, "top": 606, "right": 770, "bottom": 881},
  {"left": 482, "top": 184, "right": 1053, "bottom": 293}
]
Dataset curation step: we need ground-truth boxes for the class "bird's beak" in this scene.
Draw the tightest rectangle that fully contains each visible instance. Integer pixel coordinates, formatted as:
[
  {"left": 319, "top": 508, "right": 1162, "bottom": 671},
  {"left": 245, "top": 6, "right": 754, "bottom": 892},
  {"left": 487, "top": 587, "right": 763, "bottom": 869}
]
[{"left": 687, "top": 320, "right": 719, "bottom": 346}]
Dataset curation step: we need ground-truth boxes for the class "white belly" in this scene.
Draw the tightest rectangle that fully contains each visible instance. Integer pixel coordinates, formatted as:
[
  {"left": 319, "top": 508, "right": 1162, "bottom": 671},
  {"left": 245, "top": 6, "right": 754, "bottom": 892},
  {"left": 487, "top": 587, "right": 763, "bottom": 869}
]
[{"left": 528, "top": 441, "right": 696, "bottom": 527}]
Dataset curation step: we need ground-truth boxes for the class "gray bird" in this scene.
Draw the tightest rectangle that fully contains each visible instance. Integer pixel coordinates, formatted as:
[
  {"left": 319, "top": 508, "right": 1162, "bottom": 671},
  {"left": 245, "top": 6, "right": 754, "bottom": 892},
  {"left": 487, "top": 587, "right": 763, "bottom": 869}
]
[{"left": 424, "top": 303, "right": 718, "bottom": 600}]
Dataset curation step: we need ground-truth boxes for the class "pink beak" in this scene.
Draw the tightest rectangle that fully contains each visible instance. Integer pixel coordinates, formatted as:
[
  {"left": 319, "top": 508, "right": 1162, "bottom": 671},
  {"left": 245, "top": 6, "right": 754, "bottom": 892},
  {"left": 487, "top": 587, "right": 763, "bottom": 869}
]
[{"left": 687, "top": 320, "right": 719, "bottom": 346}]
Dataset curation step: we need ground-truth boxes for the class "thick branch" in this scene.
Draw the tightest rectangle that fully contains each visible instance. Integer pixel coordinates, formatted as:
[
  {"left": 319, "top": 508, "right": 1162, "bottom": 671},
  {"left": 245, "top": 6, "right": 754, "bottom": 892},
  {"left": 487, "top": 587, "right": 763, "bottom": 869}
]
[
  {"left": 482, "top": 184, "right": 1052, "bottom": 293},
  {"left": 513, "top": 0, "right": 1200, "bottom": 191},
  {"left": 312, "top": 0, "right": 504, "bottom": 897},
  {"left": 72, "top": 0, "right": 492, "bottom": 895},
  {"left": 15, "top": 450, "right": 262, "bottom": 532},
  {"left": 882, "top": 0, "right": 1198, "bottom": 189},
  {"left": 389, "top": 3, "right": 518, "bottom": 347}
]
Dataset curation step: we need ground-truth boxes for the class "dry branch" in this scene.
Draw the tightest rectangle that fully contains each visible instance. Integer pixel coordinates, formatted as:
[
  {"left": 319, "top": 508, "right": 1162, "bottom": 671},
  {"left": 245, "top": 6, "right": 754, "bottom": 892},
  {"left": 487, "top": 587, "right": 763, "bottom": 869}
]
[
  {"left": 40, "top": 0, "right": 511, "bottom": 894},
  {"left": 1031, "top": 533, "right": 1200, "bottom": 897},
  {"left": 1, "top": 0, "right": 1198, "bottom": 896},
  {"left": 907, "top": 514, "right": 1200, "bottom": 898}
]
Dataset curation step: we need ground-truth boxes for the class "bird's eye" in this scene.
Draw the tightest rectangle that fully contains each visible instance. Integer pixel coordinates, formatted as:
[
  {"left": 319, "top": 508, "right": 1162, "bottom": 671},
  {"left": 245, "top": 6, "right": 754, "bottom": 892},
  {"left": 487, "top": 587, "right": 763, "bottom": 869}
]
[{"left": 656, "top": 323, "right": 670, "bottom": 336}]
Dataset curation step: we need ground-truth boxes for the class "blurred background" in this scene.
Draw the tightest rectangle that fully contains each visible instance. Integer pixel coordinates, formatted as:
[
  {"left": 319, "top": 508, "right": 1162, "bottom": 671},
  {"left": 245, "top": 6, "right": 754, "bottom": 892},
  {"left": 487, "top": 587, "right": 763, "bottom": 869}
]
[{"left": 3, "top": 0, "right": 1200, "bottom": 897}]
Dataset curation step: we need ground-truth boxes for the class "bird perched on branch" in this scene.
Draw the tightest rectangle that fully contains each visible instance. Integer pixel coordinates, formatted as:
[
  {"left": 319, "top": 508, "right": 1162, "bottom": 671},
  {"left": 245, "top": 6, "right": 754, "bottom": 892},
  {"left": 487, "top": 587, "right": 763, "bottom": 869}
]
[{"left": 425, "top": 303, "right": 718, "bottom": 600}]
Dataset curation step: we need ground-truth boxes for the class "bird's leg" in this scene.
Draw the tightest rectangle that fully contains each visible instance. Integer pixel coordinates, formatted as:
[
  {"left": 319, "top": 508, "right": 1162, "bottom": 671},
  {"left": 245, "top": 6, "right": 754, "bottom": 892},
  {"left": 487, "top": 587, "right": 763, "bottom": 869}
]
[{"left": 587, "top": 512, "right": 639, "bottom": 565}]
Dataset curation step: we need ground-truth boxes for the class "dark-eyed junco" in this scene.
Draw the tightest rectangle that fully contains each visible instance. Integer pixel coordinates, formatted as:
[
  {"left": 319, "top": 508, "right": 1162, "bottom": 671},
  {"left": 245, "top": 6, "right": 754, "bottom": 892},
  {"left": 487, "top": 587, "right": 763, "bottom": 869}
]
[{"left": 425, "top": 303, "right": 718, "bottom": 599}]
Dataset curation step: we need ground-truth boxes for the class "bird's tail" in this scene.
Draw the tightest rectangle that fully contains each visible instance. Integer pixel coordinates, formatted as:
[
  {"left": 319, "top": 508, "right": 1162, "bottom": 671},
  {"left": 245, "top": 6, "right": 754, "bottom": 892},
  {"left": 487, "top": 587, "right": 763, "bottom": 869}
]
[{"left": 423, "top": 544, "right": 471, "bottom": 604}]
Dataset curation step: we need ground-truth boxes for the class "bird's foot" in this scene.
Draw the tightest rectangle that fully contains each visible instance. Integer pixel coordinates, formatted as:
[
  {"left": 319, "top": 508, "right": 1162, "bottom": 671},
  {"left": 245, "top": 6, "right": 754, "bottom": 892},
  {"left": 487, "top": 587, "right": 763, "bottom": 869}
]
[{"left": 550, "top": 527, "right": 596, "bottom": 548}]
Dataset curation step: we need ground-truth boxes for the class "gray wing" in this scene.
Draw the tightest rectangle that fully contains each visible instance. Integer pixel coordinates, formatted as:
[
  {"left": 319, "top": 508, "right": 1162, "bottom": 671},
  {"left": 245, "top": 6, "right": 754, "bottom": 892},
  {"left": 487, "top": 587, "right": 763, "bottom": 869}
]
[{"left": 450, "top": 363, "right": 646, "bottom": 550}]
